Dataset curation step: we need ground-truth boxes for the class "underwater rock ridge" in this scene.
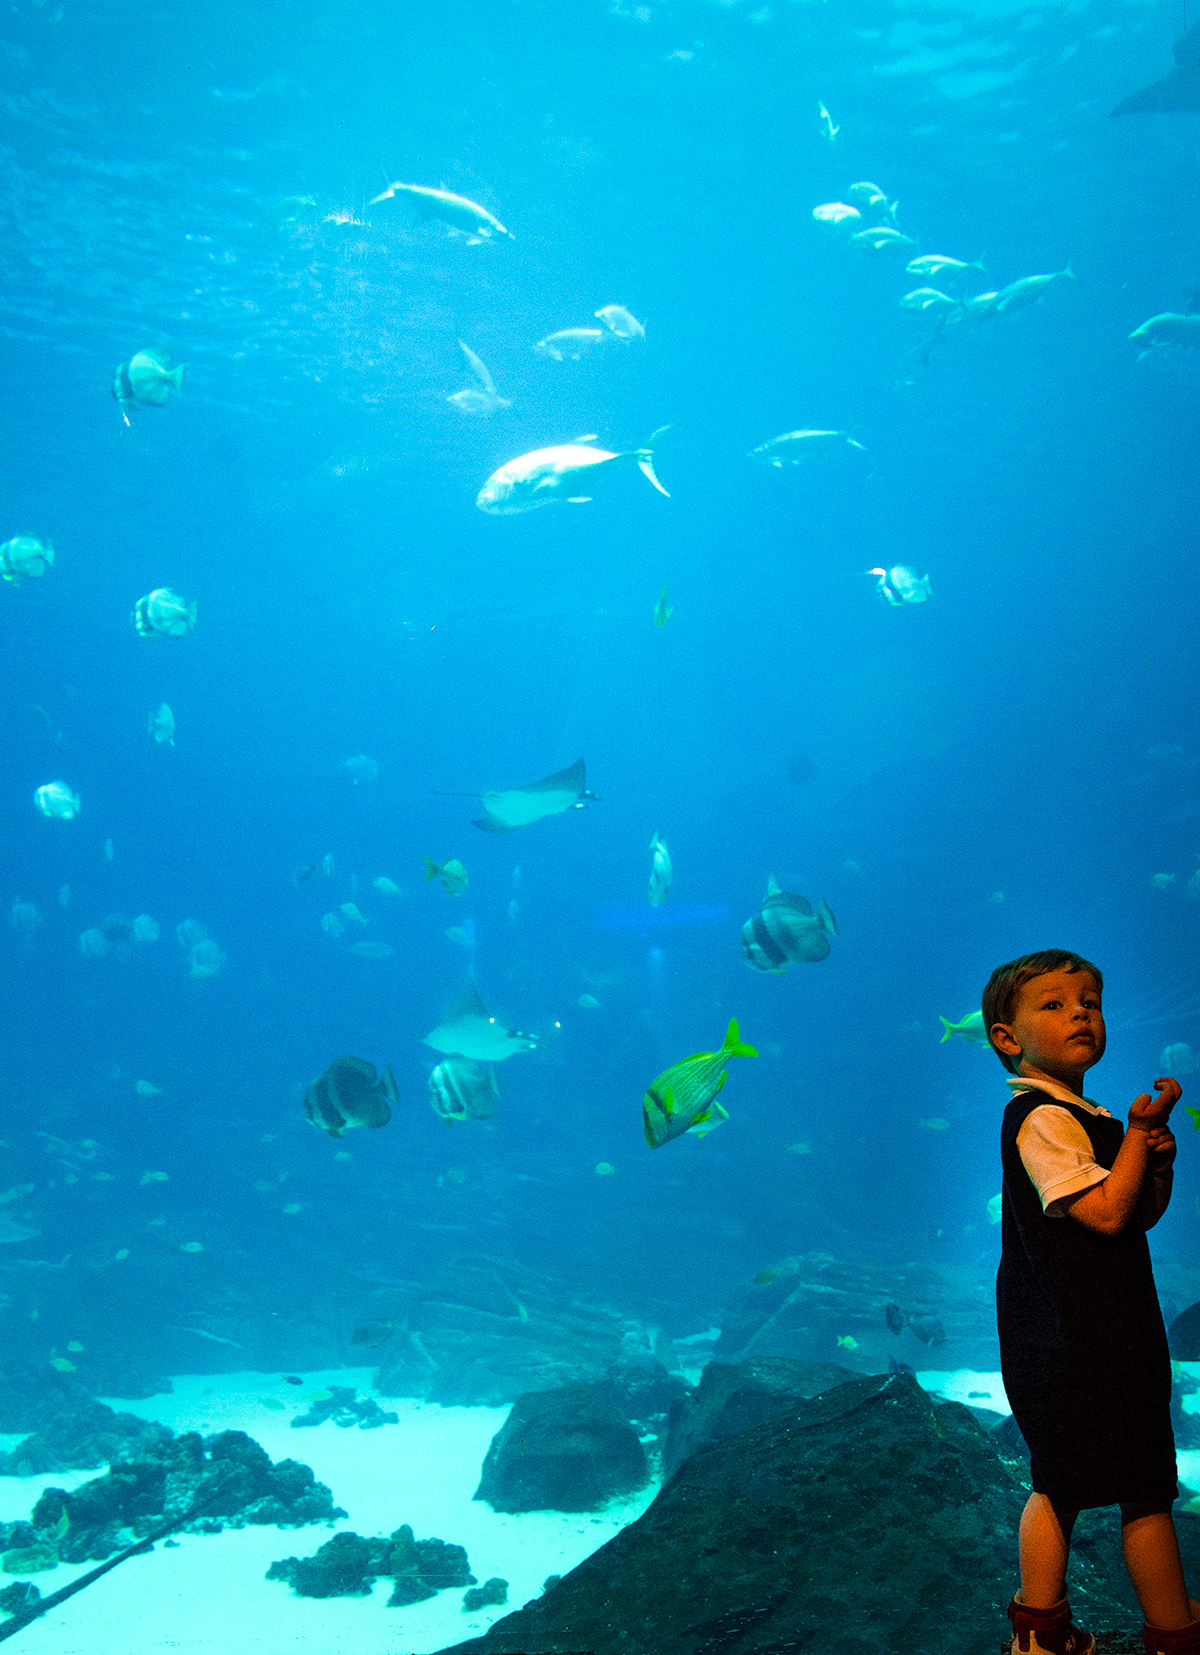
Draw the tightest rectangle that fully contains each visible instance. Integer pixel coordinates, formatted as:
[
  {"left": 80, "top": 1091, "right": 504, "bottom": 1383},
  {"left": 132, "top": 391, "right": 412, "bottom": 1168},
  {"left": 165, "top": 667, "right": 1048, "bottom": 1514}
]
[{"left": 431, "top": 1370, "right": 1145, "bottom": 1655}]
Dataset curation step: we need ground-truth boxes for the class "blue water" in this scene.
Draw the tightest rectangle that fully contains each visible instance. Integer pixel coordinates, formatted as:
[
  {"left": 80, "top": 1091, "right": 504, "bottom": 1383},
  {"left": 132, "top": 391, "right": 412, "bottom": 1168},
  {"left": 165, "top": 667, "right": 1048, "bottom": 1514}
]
[{"left": 2, "top": 0, "right": 1199, "bottom": 1383}]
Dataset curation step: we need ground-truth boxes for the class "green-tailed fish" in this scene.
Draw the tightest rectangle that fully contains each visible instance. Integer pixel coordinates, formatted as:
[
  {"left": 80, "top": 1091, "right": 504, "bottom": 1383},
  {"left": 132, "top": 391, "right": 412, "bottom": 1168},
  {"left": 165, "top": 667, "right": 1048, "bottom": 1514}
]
[
  {"left": 423, "top": 856, "right": 468, "bottom": 894},
  {"left": 643, "top": 1018, "right": 757, "bottom": 1148},
  {"left": 939, "top": 1010, "right": 988, "bottom": 1044}
]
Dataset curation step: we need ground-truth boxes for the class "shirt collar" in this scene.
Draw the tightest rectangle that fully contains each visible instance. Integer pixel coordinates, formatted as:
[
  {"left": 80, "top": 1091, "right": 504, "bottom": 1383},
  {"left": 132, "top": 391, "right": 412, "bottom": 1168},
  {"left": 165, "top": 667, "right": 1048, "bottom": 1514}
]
[{"left": 1006, "top": 1074, "right": 1108, "bottom": 1115}]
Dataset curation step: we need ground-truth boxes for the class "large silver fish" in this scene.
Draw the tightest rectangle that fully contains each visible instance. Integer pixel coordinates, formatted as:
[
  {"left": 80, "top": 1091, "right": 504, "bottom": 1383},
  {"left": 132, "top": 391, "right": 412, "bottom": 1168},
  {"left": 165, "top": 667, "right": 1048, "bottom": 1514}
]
[
  {"left": 476, "top": 429, "right": 670, "bottom": 514},
  {"left": 740, "top": 878, "right": 837, "bottom": 972},
  {"left": 471, "top": 759, "right": 596, "bottom": 833},
  {"left": 368, "top": 181, "right": 512, "bottom": 242},
  {"left": 648, "top": 832, "right": 672, "bottom": 907},
  {"left": 423, "top": 979, "right": 539, "bottom": 1063},
  {"left": 749, "top": 429, "right": 865, "bottom": 467},
  {"left": 303, "top": 1056, "right": 397, "bottom": 1138},
  {"left": 428, "top": 1057, "right": 499, "bottom": 1121}
]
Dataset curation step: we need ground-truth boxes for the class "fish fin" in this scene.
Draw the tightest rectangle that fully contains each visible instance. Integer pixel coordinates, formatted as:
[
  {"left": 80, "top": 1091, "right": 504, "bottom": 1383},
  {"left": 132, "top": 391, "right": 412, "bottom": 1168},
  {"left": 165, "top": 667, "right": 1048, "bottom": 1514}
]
[
  {"left": 1063, "top": 259, "right": 1075, "bottom": 280},
  {"left": 471, "top": 814, "right": 510, "bottom": 832},
  {"left": 635, "top": 426, "right": 672, "bottom": 497},
  {"left": 445, "top": 976, "right": 491, "bottom": 1026},
  {"left": 423, "top": 857, "right": 440, "bottom": 881},
  {"left": 378, "top": 1065, "right": 399, "bottom": 1104},
  {"left": 567, "top": 496, "right": 592, "bottom": 504},
  {"left": 817, "top": 898, "right": 838, "bottom": 937},
  {"left": 572, "top": 434, "right": 599, "bottom": 443},
  {"left": 368, "top": 182, "right": 398, "bottom": 205},
  {"left": 722, "top": 1018, "right": 758, "bottom": 1058},
  {"left": 939, "top": 1016, "right": 956, "bottom": 1043},
  {"left": 169, "top": 366, "right": 185, "bottom": 392},
  {"left": 524, "top": 759, "right": 586, "bottom": 796},
  {"left": 845, "top": 436, "right": 868, "bottom": 451},
  {"left": 766, "top": 875, "right": 781, "bottom": 896}
]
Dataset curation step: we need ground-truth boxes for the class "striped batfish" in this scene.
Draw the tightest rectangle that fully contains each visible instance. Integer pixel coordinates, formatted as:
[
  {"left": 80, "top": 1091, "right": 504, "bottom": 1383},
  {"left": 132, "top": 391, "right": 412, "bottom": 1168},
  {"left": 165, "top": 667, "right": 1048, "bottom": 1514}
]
[
  {"left": 642, "top": 1018, "right": 757, "bottom": 1149},
  {"left": 428, "top": 1058, "right": 499, "bottom": 1121},
  {"left": 740, "top": 878, "right": 837, "bottom": 973}
]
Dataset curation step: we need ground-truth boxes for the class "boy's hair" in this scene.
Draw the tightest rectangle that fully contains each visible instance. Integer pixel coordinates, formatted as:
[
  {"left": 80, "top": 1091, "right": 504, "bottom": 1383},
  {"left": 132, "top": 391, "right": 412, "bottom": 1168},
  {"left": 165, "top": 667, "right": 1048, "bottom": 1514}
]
[{"left": 981, "top": 949, "right": 1104, "bottom": 1073}]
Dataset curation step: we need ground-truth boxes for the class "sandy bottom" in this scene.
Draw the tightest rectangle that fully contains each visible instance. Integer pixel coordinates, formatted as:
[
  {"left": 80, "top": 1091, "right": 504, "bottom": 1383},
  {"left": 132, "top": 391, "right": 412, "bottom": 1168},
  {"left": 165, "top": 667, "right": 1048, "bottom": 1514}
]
[
  {"left": 0, "top": 1368, "right": 657, "bottom": 1655},
  {"left": 2, "top": 1365, "right": 1196, "bottom": 1652}
]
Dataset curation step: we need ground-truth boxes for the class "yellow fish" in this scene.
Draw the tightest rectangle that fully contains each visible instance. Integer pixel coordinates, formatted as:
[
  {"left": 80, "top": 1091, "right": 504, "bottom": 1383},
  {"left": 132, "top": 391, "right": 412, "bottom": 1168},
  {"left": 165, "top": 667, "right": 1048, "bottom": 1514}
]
[
  {"left": 836, "top": 1334, "right": 857, "bottom": 1351},
  {"left": 642, "top": 1019, "right": 757, "bottom": 1148}
]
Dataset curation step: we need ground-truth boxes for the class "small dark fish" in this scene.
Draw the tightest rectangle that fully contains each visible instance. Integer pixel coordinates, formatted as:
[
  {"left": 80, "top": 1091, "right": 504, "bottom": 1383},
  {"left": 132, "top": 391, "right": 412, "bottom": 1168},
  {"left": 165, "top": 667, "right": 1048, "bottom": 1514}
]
[
  {"left": 885, "top": 1302, "right": 905, "bottom": 1334},
  {"left": 350, "top": 1319, "right": 397, "bottom": 1349},
  {"left": 888, "top": 1355, "right": 915, "bottom": 1377},
  {"left": 293, "top": 863, "right": 318, "bottom": 885},
  {"left": 100, "top": 914, "right": 133, "bottom": 943},
  {"left": 908, "top": 1314, "right": 947, "bottom": 1346},
  {"left": 303, "top": 1055, "right": 397, "bottom": 1138},
  {"left": 283, "top": 1374, "right": 303, "bottom": 1385}
]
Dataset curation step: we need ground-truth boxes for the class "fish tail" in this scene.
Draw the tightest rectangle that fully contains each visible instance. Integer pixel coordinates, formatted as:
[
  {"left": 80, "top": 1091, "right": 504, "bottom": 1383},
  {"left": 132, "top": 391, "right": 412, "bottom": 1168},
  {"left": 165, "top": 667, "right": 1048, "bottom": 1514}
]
[
  {"left": 635, "top": 425, "right": 673, "bottom": 498},
  {"left": 939, "top": 1016, "right": 956, "bottom": 1043},
  {"left": 1063, "top": 259, "right": 1075, "bottom": 279},
  {"left": 422, "top": 857, "right": 439, "bottom": 881},
  {"left": 722, "top": 1017, "right": 758, "bottom": 1058},
  {"left": 169, "top": 365, "right": 185, "bottom": 392}
]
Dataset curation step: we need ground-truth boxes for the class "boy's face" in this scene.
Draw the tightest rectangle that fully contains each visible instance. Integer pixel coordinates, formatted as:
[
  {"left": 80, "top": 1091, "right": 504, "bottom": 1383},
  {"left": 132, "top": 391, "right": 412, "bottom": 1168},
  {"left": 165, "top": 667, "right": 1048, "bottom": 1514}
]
[{"left": 990, "top": 968, "right": 1106, "bottom": 1086}]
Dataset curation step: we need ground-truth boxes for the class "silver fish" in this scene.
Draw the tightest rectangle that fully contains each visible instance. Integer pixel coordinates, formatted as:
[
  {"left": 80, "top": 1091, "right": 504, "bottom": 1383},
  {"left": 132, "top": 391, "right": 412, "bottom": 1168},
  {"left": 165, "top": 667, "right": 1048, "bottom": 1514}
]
[
  {"left": 749, "top": 429, "right": 866, "bottom": 467},
  {"left": 476, "top": 430, "right": 670, "bottom": 514},
  {"left": 648, "top": 832, "right": 672, "bottom": 907},
  {"left": 112, "top": 348, "right": 184, "bottom": 413},
  {"left": 595, "top": 304, "right": 645, "bottom": 341},
  {"left": 368, "top": 181, "right": 512, "bottom": 242},
  {"left": 448, "top": 340, "right": 511, "bottom": 415},
  {"left": 989, "top": 263, "right": 1074, "bottom": 315},
  {"left": 534, "top": 327, "right": 605, "bottom": 361}
]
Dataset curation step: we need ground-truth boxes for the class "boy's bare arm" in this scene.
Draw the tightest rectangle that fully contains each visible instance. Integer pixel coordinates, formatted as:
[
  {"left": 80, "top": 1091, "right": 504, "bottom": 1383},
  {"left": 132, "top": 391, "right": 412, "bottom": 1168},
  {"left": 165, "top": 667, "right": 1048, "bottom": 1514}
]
[{"left": 1060, "top": 1078, "right": 1181, "bottom": 1237}]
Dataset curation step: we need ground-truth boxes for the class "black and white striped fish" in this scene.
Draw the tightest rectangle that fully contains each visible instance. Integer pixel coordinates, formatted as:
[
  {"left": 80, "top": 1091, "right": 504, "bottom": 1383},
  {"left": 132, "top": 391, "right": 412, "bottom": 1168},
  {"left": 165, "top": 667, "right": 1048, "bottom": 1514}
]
[
  {"left": 740, "top": 878, "right": 837, "bottom": 973},
  {"left": 428, "top": 1057, "right": 499, "bottom": 1122}
]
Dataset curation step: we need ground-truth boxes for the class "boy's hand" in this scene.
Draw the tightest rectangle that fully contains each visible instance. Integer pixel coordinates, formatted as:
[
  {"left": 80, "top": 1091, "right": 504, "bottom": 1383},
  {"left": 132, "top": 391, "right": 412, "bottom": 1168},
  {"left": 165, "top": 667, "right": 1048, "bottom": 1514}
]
[
  {"left": 1146, "top": 1126, "right": 1177, "bottom": 1169},
  {"left": 1129, "top": 1077, "right": 1182, "bottom": 1132}
]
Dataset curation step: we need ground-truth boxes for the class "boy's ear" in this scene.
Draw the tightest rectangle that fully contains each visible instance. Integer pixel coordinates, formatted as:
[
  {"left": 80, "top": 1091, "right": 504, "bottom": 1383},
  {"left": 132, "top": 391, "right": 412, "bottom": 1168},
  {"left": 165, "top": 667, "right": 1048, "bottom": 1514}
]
[{"left": 990, "top": 1023, "right": 1022, "bottom": 1058}]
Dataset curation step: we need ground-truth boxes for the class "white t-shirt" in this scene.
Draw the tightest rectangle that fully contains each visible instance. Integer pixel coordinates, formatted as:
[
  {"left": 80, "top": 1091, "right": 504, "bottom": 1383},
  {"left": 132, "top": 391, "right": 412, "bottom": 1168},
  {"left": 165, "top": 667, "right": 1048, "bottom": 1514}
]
[{"left": 1007, "top": 1075, "right": 1113, "bottom": 1218}]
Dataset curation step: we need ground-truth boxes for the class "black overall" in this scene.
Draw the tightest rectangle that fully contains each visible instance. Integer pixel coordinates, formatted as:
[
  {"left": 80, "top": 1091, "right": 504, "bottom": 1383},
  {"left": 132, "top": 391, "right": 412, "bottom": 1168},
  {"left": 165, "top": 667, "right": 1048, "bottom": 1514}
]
[{"left": 998, "top": 1088, "right": 1176, "bottom": 1510}]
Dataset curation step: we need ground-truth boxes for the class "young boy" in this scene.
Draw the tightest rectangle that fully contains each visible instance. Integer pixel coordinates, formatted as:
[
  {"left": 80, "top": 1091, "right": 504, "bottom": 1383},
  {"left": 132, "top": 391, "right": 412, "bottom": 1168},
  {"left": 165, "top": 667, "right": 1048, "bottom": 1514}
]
[{"left": 984, "top": 948, "right": 1196, "bottom": 1655}]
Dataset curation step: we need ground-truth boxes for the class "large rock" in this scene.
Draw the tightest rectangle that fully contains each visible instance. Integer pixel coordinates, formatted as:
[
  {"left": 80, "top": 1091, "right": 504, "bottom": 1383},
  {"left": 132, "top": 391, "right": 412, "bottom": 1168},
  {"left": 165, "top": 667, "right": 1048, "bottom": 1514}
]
[
  {"left": 436, "top": 1372, "right": 1136, "bottom": 1655},
  {"left": 661, "top": 1358, "right": 855, "bottom": 1479},
  {"left": 0, "top": 1401, "right": 173, "bottom": 1475},
  {"left": 0, "top": 1361, "right": 93, "bottom": 1433},
  {"left": 19, "top": 1429, "right": 345, "bottom": 1564},
  {"left": 374, "top": 1255, "right": 665, "bottom": 1407},
  {"left": 714, "top": 1253, "right": 1000, "bottom": 1372},
  {"left": 474, "top": 1384, "right": 650, "bottom": 1513}
]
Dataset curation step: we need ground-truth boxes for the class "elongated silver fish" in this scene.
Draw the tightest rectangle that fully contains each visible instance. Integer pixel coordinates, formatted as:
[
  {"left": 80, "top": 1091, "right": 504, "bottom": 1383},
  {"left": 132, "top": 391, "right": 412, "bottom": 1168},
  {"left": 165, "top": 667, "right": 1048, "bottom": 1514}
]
[
  {"left": 369, "top": 181, "right": 512, "bottom": 242},
  {"left": 476, "top": 429, "right": 671, "bottom": 514}
]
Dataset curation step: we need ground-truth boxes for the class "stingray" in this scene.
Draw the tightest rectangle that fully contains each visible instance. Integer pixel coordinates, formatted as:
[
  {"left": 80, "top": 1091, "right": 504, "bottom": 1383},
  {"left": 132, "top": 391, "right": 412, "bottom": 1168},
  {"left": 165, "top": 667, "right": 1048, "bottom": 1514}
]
[
  {"left": 1112, "top": 19, "right": 1200, "bottom": 114},
  {"left": 465, "top": 758, "right": 596, "bottom": 833},
  {"left": 423, "top": 978, "right": 539, "bottom": 1062}
]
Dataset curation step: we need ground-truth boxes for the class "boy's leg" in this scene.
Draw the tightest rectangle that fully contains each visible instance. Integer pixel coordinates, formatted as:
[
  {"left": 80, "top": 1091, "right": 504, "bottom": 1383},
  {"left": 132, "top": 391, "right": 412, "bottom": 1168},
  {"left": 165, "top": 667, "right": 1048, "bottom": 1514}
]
[
  {"left": 1120, "top": 1505, "right": 1196, "bottom": 1632},
  {"left": 1020, "top": 1494, "right": 1077, "bottom": 1605}
]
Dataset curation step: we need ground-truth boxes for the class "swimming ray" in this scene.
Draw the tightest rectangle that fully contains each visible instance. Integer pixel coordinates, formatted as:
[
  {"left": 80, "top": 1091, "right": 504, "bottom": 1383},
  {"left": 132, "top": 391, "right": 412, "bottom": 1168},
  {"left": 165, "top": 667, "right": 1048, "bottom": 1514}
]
[
  {"left": 422, "top": 977, "right": 539, "bottom": 1062},
  {"left": 471, "top": 759, "right": 595, "bottom": 833}
]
